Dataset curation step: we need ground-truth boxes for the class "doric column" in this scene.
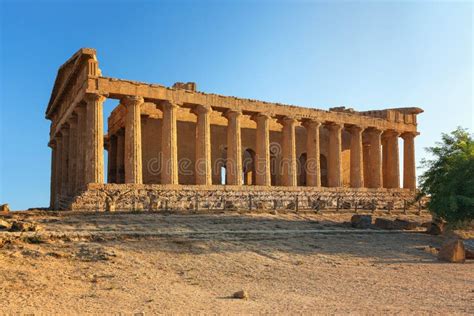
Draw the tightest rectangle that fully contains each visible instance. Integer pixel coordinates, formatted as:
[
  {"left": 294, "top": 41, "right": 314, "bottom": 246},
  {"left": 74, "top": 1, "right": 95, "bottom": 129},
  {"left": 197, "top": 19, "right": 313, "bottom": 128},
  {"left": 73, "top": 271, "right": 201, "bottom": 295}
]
[
  {"left": 116, "top": 129, "right": 125, "bottom": 183},
  {"left": 60, "top": 127, "right": 70, "bottom": 196},
  {"left": 161, "top": 101, "right": 179, "bottom": 185},
  {"left": 383, "top": 130, "right": 400, "bottom": 188},
  {"left": 49, "top": 140, "right": 57, "bottom": 209},
  {"left": 402, "top": 132, "right": 417, "bottom": 190},
  {"left": 192, "top": 105, "right": 212, "bottom": 185},
  {"left": 327, "top": 123, "right": 343, "bottom": 187},
  {"left": 252, "top": 113, "right": 271, "bottom": 186},
  {"left": 367, "top": 128, "right": 383, "bottom": 188},
  {"left": 107, "top": 135, "right": 117, "bottom": 183},
  {"left": 382, "top": 137, "right": 388, "bottom": 187},
  {"left": 84, "top": 93, "right": 106, "bottom": 184},
  {"left": 54, "top": 135, "right": 63, "bottom": 208},
  {"left": 123, "top": 96, "right": 144, "bottom": 184},
  {"left": 363, "top": 141, "right": 371, "bottom": 187},
  {"left": 67, "top": 116, "right": 78, "bottom": 195},
  {"left": 224, "top": 109, "right": 243, "bottom": 185},
  {"left": 349, "top": 125, "right": 364, "bottom": 188},
  {"left": 279, "top": 116, "right": 297, "bottom": 186},
  {"left": 75, "top": 104, "right": 86, "bottom": 190},
  {"left": 302, "top": 120, "right": 321, "bottom": 187}
]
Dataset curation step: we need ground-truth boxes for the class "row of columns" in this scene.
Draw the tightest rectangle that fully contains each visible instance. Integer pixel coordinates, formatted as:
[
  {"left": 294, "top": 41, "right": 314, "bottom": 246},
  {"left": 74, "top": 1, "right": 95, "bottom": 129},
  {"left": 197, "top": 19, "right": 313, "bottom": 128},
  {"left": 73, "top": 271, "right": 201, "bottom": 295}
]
[
  {"left": 50, "top": 93, "right": 418, "bottom": 208},
  {"left": 49, "top": 93, "right": 105, "bottom": 208},
  {"left": 108, "top": 97, "right": 416, "bottom": 190},
  {"left": 228, "top": 115, "right": 416, "bottom": 190}
]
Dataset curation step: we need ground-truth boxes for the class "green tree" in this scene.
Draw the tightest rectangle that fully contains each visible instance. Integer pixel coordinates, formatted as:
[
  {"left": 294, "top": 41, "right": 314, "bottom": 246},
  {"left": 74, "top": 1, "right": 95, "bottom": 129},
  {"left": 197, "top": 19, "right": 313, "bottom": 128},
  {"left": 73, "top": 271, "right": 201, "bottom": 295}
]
[{"left": 419, "top": 127, "right": 474, "bottom": 224}]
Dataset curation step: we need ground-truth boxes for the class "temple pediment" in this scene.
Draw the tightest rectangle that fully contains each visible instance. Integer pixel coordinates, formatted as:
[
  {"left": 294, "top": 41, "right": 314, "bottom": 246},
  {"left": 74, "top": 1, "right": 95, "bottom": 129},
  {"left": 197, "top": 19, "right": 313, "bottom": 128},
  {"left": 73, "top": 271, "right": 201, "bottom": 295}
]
[{"left": 45, "top": 48, "right": 97, "bottom": 119}]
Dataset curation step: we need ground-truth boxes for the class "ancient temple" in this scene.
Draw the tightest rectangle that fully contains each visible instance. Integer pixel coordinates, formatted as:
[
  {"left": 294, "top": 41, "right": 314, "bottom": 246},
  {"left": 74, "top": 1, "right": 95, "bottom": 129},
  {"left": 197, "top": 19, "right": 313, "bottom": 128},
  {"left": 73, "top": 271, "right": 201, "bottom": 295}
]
[{"left": 46, "top": 48, "right": 423, "bottom": 211}]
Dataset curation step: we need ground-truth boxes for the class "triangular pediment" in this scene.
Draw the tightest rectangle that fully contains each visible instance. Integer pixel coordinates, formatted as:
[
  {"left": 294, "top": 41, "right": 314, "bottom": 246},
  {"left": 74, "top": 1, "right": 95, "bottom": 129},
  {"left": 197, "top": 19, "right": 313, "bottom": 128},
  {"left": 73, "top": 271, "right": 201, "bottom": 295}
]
[{"left": 45, "top": 48, "right": 96, "bottom": 119}]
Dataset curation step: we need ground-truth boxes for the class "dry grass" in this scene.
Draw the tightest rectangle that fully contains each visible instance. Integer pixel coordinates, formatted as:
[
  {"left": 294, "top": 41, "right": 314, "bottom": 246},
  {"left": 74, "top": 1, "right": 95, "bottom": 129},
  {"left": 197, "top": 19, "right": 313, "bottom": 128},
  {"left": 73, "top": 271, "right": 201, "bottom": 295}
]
[{"left": 0, "top": 211, "right": 472, "bottom": 314}]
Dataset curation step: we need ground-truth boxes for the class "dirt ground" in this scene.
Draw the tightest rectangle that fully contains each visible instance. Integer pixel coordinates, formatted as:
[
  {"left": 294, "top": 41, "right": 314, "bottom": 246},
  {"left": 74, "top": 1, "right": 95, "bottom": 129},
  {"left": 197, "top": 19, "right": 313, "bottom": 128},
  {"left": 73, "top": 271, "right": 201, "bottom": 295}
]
[{"left": 0, "top": 211, "right": 473, "bottom": 314}]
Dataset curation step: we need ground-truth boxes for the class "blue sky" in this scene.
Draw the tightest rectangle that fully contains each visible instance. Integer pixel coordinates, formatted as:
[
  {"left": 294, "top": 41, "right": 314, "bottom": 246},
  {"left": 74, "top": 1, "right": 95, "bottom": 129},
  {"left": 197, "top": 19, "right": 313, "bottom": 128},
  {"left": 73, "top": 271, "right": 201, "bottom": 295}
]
[{"left": 0, "top": 0, "right": 472, "bottom": 210}]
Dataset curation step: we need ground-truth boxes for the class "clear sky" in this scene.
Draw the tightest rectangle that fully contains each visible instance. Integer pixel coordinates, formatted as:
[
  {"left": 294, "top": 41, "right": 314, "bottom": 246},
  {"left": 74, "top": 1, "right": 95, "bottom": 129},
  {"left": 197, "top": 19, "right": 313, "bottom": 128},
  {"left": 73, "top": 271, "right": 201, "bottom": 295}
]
[{"left": 0, "top": 0, "right": 472, "bottom": 210}]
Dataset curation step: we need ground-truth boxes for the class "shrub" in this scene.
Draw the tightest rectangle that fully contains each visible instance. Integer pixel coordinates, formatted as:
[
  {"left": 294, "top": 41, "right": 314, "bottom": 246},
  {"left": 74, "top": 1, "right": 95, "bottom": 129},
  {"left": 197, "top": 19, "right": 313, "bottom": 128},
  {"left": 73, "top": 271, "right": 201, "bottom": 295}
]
[{"left": 419, "top": 127, "right": 474, "bottom": 224}]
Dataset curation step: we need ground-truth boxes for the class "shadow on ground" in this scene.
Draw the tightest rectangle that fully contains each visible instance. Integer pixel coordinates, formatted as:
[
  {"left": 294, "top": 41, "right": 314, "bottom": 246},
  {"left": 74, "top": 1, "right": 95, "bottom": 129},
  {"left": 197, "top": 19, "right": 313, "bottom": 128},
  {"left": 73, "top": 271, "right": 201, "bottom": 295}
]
[{"left": 2, "top": 210, "right": 447, "bottom": 264}]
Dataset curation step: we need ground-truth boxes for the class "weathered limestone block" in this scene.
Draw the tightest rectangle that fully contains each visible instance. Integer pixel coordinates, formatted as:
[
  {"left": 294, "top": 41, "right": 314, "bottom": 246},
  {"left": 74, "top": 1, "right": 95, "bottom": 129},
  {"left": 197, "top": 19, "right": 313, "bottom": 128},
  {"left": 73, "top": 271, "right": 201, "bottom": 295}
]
[
  {"left": 438, "top": 239, "right": 465, "bottom": 263},
  {"left": 0, "top": 204, "right": 10, "bottom": 213},
  {"left": 427, "top": 218, "right": 445, "bottom": 235},
  {"left": 465, "top": 245, "right": 474, "bottom": 260},
  {"left": 9, "top": 221, "right": 40, "bottom": 232},
  {"left": 0, "top": 219, "right": 11, "bottom": 230},
  {"left": 233, "top": 290, "right": 249, "bottom": 300},
  {"left": 351, "top": 215, "right": 372, "bottom": 229},
  {"left": 374, "top": 218, "right": 395, "bottom": 230},
  {"left": 393, "top": 218, "right": 419, "bottom": 230}
]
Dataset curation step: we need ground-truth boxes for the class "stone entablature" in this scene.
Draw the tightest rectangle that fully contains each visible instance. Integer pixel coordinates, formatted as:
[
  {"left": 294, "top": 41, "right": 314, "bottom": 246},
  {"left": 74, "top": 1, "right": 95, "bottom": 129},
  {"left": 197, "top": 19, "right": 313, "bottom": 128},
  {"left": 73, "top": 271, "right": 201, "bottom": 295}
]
[
  {"left": 46, "top": 48, "right": 423, "bottom": 211},
  {"left": 90, "top": 77, "right": 419, "bottom": 134}
]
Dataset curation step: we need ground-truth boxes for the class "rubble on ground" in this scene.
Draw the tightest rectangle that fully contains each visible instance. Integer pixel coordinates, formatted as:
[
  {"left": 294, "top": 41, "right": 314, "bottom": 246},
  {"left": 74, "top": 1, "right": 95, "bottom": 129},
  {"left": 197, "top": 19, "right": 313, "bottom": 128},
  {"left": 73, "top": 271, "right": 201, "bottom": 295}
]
[{"left": 438, "top": 239, "right": 465, "bottom": 263}]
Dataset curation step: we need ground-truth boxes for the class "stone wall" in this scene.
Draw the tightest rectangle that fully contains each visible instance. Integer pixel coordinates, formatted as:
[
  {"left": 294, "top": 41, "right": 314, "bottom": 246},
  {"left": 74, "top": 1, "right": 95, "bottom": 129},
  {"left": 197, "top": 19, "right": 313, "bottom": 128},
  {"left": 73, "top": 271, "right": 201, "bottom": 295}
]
[{"left": 69, "top": 184, "right": 425, "bottom": 214}]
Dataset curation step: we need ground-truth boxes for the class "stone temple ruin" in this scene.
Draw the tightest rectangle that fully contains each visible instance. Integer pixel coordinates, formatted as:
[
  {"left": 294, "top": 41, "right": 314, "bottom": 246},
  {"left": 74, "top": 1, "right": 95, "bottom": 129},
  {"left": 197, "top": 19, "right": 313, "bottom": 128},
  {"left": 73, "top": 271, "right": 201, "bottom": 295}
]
[{"left": 46, "top": 48, "right": 423, "bottom": 212}]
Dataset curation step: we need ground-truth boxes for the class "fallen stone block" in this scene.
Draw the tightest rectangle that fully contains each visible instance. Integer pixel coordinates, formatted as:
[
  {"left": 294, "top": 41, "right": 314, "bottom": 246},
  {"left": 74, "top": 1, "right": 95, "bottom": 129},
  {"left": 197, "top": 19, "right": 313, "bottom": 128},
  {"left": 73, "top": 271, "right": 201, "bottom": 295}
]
[
  {"left": 8, "top": 221, "right": 40, "bottom": 232},
  {"left": 421, "top": 221, "right": 431, "bottom": 228},
  {"left": 232, "top": 290, "right": 249, "bottom": 299},
  {"left": 423, "top": 245, "right": 439, "bottom": 256},
  {"left": 351, "top": 215, "right": 372, "bottom": 229},
  {"left": 466, "top": 249, "right": 474, "bottom": 260},
  {"left": 393, "top": 218, "right": 419, "bottom": 230},
  {"left": 427, "top": 221, "right": 445, "bottom": 235},
  {"left": 374, "top": 218, "right": 395, "bottom": 230},
  {"left": 438, "top": 239, "right": 465, "bottom": 263},
  {"left": 465, "top": 241, "right": 474, "bottom": 260},
  {"left": 0, "top": 219, "right": 11, "bottom": 230}
]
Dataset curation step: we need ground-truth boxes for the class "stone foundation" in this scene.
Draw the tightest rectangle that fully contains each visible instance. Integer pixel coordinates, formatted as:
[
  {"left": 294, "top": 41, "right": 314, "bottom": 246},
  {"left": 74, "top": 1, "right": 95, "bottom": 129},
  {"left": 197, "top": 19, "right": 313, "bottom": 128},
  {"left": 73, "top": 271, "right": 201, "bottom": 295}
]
[{"left": 68, "top": 184, "right": 425, "bottom": 214}]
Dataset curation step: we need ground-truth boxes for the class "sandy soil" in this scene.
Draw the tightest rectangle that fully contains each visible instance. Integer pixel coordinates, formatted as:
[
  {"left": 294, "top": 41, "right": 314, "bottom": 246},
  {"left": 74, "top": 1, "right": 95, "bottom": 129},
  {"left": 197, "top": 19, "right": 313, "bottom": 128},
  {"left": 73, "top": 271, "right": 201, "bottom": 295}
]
[{"left": 0, "top": 211, "right": 472, "bottom": 314}]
